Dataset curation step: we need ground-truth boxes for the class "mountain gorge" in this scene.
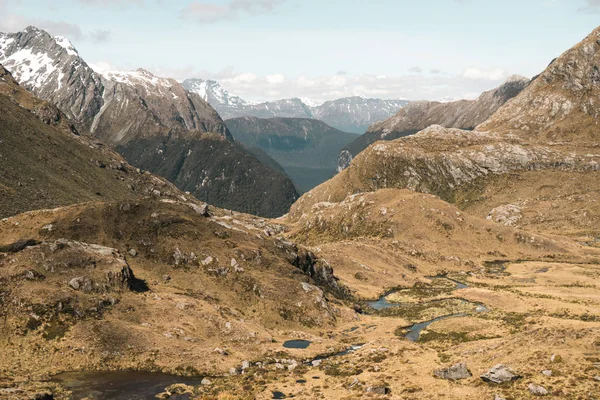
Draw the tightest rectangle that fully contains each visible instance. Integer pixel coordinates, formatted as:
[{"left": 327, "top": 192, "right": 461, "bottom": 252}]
[
  {"left": 183, "top": 78, "right": 408, "bottom": 133},
  {"left": 226, "top": 117, "right": 358, "bottom": 192},
  {"left": 0, "top": 27, "right": 298, "bottom": 217},
  {"left": 337, "top": 75, "right": 530, "bottom": 170}
]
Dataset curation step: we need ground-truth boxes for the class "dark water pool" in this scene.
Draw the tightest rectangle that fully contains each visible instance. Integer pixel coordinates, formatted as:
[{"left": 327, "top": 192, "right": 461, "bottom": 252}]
[
  {"left": 52, "top": 371, "right": 203, "bottom": 400},
  {"left": 283, "top": 339, "right": 311, "bottom": 349}
]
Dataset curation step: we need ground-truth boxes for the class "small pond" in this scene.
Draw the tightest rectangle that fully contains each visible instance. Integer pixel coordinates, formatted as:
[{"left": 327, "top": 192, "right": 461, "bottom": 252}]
[
  {"left": 282, "top": 339, "right": 311, "bottom": 349},
  {"left": 52, "top": 371, "right": 203, "bottom": 400}
]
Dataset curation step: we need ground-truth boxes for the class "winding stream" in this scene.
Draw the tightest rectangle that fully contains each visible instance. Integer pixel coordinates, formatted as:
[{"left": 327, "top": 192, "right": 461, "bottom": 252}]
[{"left": 366, "top": 275, "right": 488, "bottom": 341}]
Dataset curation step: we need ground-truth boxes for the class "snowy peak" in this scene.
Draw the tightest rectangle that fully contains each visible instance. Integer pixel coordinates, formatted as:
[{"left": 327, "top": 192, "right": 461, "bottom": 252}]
[
  {"left": 182, "top": 78, "right": 247, "bottom": 107},
  {"left": 183, "top": 78, "right": 407, "bottom": 133},
  {"left": 0, "top": 25, "right": 91, "bottom": 93}
]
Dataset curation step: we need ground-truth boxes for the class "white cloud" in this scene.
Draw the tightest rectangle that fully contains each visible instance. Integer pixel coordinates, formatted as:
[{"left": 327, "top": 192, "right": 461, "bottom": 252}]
[
  {"left": 77, "top": 0, "right": 145, "bottom": 6},
  {"left": 167, "top": 67, "right": 515, "bottom": 104},
  {"left": 579, "top": 0, "right": 600, "bottom": 12},
  {"left": 265, "top": 73, "right": 285, "bottom": 84},
  {"left": 462, "top": 67, "right": 508, "bottom": 81},
  {"left": 180, "top": 0, "right": 284, "bottom": 23}
]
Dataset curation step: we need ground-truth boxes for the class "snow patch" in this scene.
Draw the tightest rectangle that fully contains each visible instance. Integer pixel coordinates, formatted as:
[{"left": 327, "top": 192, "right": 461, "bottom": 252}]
[
  {"left": 1, "top": 48, "right": 57, "bottom": 89},
  {"left": 53, "top": 36, "right": 78, "bottom": 57}
]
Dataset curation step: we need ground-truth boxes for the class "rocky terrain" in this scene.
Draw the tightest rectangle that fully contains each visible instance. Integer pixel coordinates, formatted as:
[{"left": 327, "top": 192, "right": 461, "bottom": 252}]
[
  {"left": 0, "top": 27, "right": 298, "bottom": 217},
  {"left": 1, "top": 23, "right": 600, "bottom": 400},
  {"left": 183, "top": 78, "right": 407, "bottom": 133},
  {"left": 337, "top": 76, "right": 530, "bottom": 171},
  {"left": 226, "top": 117, "right": 357, "bottom": 192}
]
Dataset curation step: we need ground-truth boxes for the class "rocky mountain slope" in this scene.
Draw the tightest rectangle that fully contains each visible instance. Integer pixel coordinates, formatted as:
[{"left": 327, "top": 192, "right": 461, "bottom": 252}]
[
  {"left": 337, "top": 76, "right": 530, "bottom": 170},
  {"left": 0, "top": 27, "right": 298, "bottom": 217},
  {"left": 182, "top": 78, "right": 407, "bottom": 133},
  {"left": 226, "top": 117, "right": 358, "bottom": 192},
  {"left": 0, "top": 63, "right": 184, "bottom": 218},
  {"left": 292, "top": 27, "right": 600, "bottom": 240}
]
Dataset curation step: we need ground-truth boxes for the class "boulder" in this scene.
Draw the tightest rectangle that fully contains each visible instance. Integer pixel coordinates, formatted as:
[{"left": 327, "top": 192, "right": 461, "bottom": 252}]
[
  {"left": 434, "top": 362, "right": 472, "bottom": 380},
  {"left": 69, "top": 276, "right": 93, "bottom": 292},
  {"left": 480, "top": 364, "right": 522, "bottom": 384},
  {"left": 528, "top": 383, "right": 548, "bottom": 396},
  {"left": 366, "top": 384, "right": 390, "bottom": 395}
]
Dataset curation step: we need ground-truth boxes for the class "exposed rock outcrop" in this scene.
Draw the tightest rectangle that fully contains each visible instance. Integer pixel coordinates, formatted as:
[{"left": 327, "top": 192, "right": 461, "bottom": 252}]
[{"left": 337, "top": 76, "right": 530, "bottom": 171}]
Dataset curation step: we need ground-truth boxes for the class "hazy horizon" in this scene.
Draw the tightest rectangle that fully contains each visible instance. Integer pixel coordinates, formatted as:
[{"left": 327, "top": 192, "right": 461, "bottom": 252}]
[{"left": 1, "top": 0, "right": 599, "bottom": 103}]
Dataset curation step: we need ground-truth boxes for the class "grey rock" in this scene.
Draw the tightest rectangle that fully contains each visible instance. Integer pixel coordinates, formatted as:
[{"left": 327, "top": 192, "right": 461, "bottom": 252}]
[
  {"left": 200, "top": 378, "right": 212, "bottom": 386},
  {"left": 480, "top": 364, "right": 522, "bottom": 384},
  {"left": 528, "top": 383, "right": 549, "bottom": 396},
  {"left": 128, "top": 248, "right": 137, "bottom": 257},
  {"left": 365, "top": 385, "right": 391, "bottom": 395},
  {"left": 69, "top": 276, "right": 93, "bottom": 292},
  {"left": 541, "top": 370, "right": 552, "bottom": 377},
  {"left": 434, "top": 362, "right": 472, "bottom": 380},
  {"left": 162, "top": 274, "right": 171, "bottom": 281}
]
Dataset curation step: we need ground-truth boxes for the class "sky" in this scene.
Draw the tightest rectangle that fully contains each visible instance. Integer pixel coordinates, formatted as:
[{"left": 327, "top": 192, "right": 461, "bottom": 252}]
[{"left": 0, "top": 0, "right": 599, "bottom": 103}]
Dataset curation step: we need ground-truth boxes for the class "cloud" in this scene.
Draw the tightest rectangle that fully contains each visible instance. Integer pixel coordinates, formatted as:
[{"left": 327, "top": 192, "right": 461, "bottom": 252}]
[
  {"left": 408, "top": 66, "right": 423, "bottom": 74},
  {"left": 88, "top": 29, "right": 112, "bottom": 43},
  {"left": 180, "top": 0, "right": 284, "bottom": 23},
  {"left": 166, "top": 67, "right": 514, "bottom": 104},
  {"left": 0, "top": 15, "right": 84, "bottom": 39},
  {"left": 77, "top": 0, "right": 144, "bottom": 6},
  {"left": 462, "top": 67, "right": 508, "bottom": 81},
  {"left": 265, "top": 73, "right": 285, "bottom": 84},
  {"left": 579, "top": 0, "right": 600, "bottom": 12}
]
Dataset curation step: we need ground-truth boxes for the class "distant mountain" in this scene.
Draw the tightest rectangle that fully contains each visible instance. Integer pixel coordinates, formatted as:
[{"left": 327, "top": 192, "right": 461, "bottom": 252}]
[
  {"left": 182, "top": 78, "right": 407, "bottom": 133},
  {"left": 311, "top": 97, "right": 409, "bottom": 133},
  {"left": 337, "top": 75, "right": 530, "bottom": 171},
  {"left": 0, "top": 27, "right": 298, "bottom": 217},
  {"left": 226, "top": 117, "right": 357, "bottom": 192}
]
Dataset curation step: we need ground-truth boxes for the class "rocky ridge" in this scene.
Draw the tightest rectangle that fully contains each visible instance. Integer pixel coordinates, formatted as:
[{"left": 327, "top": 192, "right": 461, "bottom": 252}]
[{"left": 337, "top": 75, "right": 530, "bottom": 171}]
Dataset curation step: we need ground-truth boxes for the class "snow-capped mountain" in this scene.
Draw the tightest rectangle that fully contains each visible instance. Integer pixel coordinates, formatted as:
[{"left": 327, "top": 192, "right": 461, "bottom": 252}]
[
  {"left": 311, "top": 96, "right": 409, "bottom": 133},
  {"left": 0, "top": 26, "right": 299, "bottom": 217},
  {"left": 182, "top": 78, "right": 408, "bottom": 133},
  {"left": 0, "top": 26, "right": 229, "bottom": 144}
]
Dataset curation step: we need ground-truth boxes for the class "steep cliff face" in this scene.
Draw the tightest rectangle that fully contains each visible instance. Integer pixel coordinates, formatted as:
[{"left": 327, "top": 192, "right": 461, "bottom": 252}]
[
  {"left": 90, "top": 69, "right": 231, "bottom": 145},
  {"left": 291, "top": 27, "right": 600, "bottom": 237},
  {"left": 337, "top": 76, "right": 530, "bottom": 171},
  {"left": 118, "top": 132, "right": 299, "bottom": 218},
  {"left": 0, "top": 27, "right": 299, "bottom": 217},
  {"left": 477, "top": 27, "right": 600, "bottom": 144},
  {"left": 226, "top": 116, "right": 357, "bottom": 192}
]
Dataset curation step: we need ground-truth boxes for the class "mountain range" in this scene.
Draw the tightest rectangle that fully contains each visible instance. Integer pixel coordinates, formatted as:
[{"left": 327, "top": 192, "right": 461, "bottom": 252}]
[
  {"left": 0, "top": 26, "right": 298, "bottom": 217},
  {"left": 225, "top": 117, "right": 357, "bottom": 192},
  {"left": 182, "top": 78, "right": 408, "bottom": 133},
  {"left": 336, "top": 75, "right": 531, "bottom": 171}
]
